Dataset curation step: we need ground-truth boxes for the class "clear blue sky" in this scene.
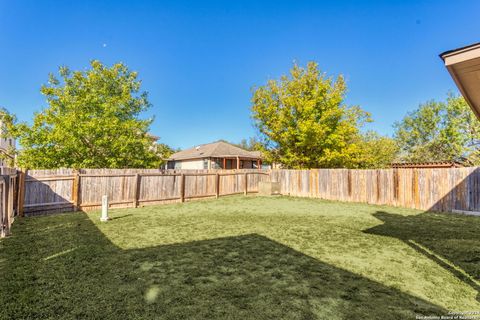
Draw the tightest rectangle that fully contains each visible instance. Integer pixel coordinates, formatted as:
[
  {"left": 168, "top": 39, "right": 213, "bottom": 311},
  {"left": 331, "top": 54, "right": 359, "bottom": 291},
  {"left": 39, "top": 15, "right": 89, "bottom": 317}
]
[{"left": 1, "top": 0, "right": 479, "bottom": 150}]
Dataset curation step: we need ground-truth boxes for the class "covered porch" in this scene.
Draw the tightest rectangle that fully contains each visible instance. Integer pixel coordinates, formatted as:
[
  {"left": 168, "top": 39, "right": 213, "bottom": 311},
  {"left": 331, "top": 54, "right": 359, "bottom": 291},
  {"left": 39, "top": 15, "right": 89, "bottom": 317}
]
[{"left": 209, "top": 157, "right": 262, "bottom": 170}]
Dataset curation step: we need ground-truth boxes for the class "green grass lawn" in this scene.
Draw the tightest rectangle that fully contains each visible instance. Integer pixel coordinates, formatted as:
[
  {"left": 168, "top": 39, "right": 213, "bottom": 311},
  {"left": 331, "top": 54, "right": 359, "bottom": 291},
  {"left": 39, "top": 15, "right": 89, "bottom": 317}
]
[{"left": 1, "top": 196, "right": 479, "bottom": 319}]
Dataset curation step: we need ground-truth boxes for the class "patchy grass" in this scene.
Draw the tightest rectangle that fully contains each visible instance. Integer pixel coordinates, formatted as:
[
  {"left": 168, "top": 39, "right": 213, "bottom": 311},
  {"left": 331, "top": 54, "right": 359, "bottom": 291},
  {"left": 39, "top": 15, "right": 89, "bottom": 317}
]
[{"left": 1, "top": 195, "right": 479, "bottom": 319}]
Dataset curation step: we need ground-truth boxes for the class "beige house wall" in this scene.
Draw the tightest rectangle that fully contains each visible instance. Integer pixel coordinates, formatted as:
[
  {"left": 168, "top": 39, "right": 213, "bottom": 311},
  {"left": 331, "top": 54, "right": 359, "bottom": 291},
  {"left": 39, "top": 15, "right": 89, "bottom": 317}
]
[
  {"left": 178, "top": 159, "right": 205, "bottom": 170},
  {"left": 0, "top": 121, "right": 15, "bottom": 167}
]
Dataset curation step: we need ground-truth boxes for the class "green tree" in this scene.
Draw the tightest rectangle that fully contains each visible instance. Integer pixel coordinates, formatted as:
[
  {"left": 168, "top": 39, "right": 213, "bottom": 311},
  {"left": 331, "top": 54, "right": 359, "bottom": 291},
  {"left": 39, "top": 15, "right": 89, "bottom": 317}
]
[
  {"left": 353, "top": 131, "right": 399, "bottom": 168},
  {"left": 11, "top": 61, "right": 169, "bottom": 169},
  {"left": 154, "top": 143, "right": 175, "bottom": 162},
  {"left": 251, "top": 61, "right": 371, "bottom": 169},
  {"left": 234, "top": 137, "right": 262, "bottom": 151},
  {"left": 394, "top": 94, "right": 480, "bottom": 164}
]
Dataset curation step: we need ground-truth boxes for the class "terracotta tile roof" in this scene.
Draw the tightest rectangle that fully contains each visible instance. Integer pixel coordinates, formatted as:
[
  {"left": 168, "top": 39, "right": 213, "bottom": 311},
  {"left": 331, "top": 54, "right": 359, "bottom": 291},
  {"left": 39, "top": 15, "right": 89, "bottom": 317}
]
[{"left": 168, "top": 141, "right": 262, "bottom": 161}]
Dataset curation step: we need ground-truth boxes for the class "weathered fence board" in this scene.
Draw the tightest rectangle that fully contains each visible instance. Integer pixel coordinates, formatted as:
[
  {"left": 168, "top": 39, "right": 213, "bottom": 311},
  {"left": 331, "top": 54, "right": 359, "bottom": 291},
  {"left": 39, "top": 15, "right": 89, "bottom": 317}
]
[
  {"left": 22, "top": 169, "right": 270, "bottom": 215},
  {"left": 14, "top": 166, "right": 480, "bottom": 216},
  {"left": 271, "top": 168, "right": 480, "bottom": 212},
  {"left": 0, "top": 167, "right": 18, "bottom": 237},
  {"left": 139, "top": 174, "right": 182, "bottom": 203}
]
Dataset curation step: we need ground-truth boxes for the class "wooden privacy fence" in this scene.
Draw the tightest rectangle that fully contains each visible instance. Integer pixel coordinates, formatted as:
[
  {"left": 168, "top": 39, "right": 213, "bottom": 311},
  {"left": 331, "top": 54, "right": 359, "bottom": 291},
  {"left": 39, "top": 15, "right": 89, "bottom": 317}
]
[
  {"left": 21, "top": 169, "right": 270, "bottom": 215},
  {"left": 0, "top": 167, "right": 20, "bottom": 237},
  {"left": 271, "top": 167, "right": 480, "bottom": 212},
  {"left": 10, "top": 166, "right": 480, "bottom": 217}
]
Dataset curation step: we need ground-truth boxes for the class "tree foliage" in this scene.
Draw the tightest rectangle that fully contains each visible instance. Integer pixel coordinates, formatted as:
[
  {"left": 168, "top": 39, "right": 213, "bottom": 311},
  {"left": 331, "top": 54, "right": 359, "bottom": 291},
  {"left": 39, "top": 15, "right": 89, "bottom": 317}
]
[
  {"left": 394, "top": 94, "right": 480, "bottom": 164},
  {"left": 154, "top": 143, "right": 175, "bottom": 162},
  {"left": 353, "top": 131, "right": 399, "bottom": 168},
  {"left": 251, "top": 61, "right": 377, "bottom": 169},
  {"left": 11, "top": 61, "right": 168, "bottom": 169},
  {"left": 234, "top": 137, "right": 262, "bottom": 151}
]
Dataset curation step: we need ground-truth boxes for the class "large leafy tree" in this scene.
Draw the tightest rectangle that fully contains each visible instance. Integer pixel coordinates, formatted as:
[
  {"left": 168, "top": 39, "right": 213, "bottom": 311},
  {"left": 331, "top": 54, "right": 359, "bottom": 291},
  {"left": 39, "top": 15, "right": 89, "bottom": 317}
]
[
  {"left": 352, "top": 131, "right": 399, "bottom": 169},
  {"left": 12, "top": 61, "right": 167, "bottom": 169},
  {"left": 394, "top": 94, "right": 480, "bottom": 164},
  {"left": 251, "top": 61, "right": 372, "bottom": 168}
]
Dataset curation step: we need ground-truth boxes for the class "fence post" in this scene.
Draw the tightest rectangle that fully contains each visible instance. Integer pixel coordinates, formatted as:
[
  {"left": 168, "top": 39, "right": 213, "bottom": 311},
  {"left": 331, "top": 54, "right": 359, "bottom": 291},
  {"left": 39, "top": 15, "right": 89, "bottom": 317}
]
[
  {"left": 376, "top": 169, "right": 381, "bottom": 203},
  {"left": 133, "top": 173, "right": 140, "bottom": 208},
  {"left": 5, "top": 176, "right": 10, "bottom": 236},
  {"left": 1, "top": 176, "right": 10, "bottom": 237},
  {"left": 244, "top": 173, "right": 248, "bottom": 196},
  {"left": 8, "top": 175, "right": 14, "bottom": 227},
  {"left": 17, "top": 169, "right": 26, "bottom": 217},
  {"left": 11, "top": 173, "right": 17, "bottom": 216},
  {"left": 215, "top": 173, "right": 220, "bottom": 198},
  {"left": 180, "top": 174, "right": 185, "bottom": 202},
  {"left": 72, "top": 170, "right": 80, "bottom": 211},
  {"left": 0, "top": 178, "right": 5, "bottom": 237},
  {"left": 393, "top": 168, "right": 400, "bottom": 206},
  {"left": 347, "top": 169, "right": 352, "bottom": 199},
  {"left": 413, "top": 169, "right": 419, "bottom": 209}
]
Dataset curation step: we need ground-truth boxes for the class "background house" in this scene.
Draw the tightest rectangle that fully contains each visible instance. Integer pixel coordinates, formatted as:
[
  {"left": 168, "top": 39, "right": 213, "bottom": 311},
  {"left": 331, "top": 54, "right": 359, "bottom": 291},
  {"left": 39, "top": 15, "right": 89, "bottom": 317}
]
[
  {"left": 167, "top": 141, "right": 263, "bottom": 170},
  {"left": 0, "top": 120, "right": 15, "bottom": 167}
]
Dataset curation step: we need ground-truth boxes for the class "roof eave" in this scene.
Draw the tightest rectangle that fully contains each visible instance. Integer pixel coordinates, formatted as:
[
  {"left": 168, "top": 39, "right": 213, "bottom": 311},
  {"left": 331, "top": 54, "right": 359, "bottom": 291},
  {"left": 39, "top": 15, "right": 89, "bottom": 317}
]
[
  {"left": 440, "top": 42, "right": 480, "bottom": 120},
  {"left": 168, "top": 155, "right": 262, "bottom": 161},
  {"left": 440, "top": 42, "right": 480, "bottom": 62}
]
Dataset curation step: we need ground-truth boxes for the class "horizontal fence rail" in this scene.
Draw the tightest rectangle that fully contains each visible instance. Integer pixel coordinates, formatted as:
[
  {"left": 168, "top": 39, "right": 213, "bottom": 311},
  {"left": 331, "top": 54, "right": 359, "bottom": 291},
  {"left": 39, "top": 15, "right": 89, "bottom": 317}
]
[{"left": 21, "top": 169, "right": 270, "bottom": 215}]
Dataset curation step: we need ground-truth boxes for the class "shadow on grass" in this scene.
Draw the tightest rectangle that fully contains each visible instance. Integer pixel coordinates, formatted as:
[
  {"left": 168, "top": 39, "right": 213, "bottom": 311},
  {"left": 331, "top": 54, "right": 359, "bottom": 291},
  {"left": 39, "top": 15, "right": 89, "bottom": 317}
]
[
  {"left": 111, "top": 213, "right": 133, "bottom": 220},
  {"left": 1, "top": 213, "right": 444, "bottom": 319},
  {"left": 365, "top": 211, "right": 480, "bottom": 301}
]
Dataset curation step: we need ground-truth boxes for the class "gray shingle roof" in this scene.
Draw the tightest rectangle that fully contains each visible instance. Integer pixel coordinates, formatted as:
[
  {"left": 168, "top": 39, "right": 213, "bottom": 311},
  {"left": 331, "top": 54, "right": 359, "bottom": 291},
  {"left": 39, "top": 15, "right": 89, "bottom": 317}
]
[{"left": 168, "top": 141, "right": 262, "bottom": 161}]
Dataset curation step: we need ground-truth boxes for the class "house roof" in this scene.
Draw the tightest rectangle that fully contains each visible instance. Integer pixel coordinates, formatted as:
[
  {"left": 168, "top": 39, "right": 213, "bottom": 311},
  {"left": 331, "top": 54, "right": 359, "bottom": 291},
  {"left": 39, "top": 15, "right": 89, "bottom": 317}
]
[
  {"left": 440, "top": 42, "right": 480, "bottom": 119},
  {"left": 391, "top": 161, "right": 464, "bottom": 169},
  {"left": 168, "top": 141, "right": 262, "bottom": 161}
]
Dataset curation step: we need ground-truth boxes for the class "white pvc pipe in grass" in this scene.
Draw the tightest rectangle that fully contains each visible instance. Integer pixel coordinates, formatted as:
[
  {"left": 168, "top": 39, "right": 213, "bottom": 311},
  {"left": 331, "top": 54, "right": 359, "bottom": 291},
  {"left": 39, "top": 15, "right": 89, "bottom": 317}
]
[{"left": 101, "top": 195, "right": 110, "bottom": 222}]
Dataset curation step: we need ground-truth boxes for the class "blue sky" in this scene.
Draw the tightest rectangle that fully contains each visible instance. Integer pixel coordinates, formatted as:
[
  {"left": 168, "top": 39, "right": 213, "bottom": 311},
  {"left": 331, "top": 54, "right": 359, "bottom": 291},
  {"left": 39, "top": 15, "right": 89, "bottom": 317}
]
[{"left": 1, "top": 0, "right": 479, "bottom": 149}]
